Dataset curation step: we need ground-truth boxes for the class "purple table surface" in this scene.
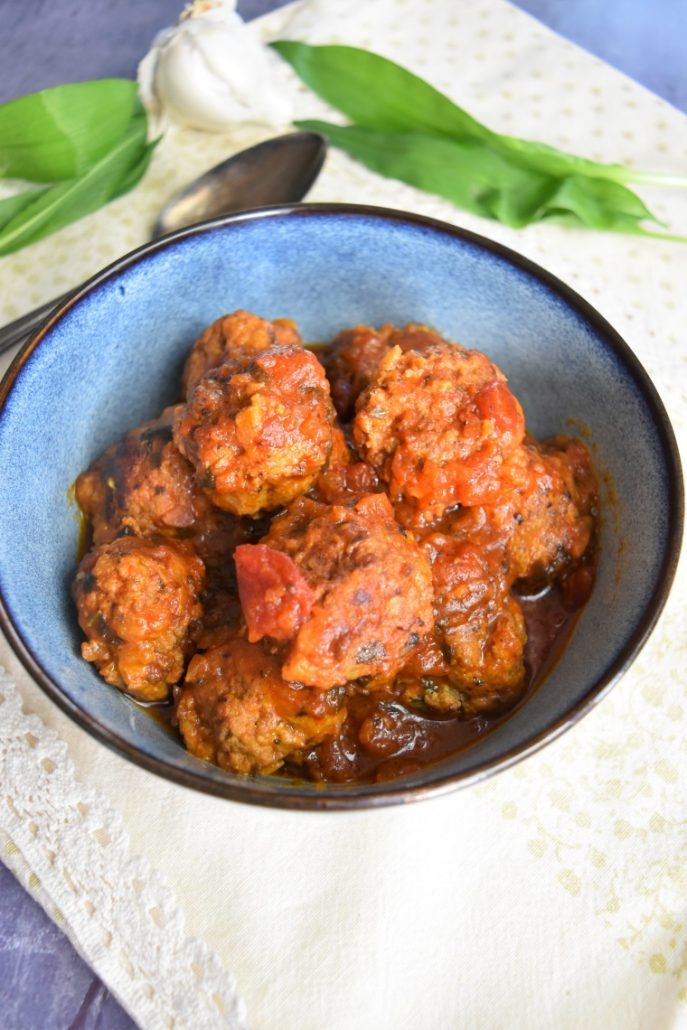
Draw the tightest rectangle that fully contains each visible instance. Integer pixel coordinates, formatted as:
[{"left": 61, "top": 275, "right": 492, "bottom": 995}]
[{"left": 1, "top": 2, "right": 685, "bottom": 1028}]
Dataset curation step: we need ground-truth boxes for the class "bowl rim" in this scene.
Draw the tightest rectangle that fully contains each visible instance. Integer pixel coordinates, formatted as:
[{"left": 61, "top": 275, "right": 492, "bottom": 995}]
[{"left": 0, "top": 201, "right": 683, "bottom": 811}]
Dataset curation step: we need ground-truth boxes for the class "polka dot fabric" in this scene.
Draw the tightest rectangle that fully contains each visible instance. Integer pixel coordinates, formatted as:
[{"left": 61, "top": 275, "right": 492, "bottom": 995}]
[{"left": 1, "top": 2, "right": 686, "bottom": 1028}]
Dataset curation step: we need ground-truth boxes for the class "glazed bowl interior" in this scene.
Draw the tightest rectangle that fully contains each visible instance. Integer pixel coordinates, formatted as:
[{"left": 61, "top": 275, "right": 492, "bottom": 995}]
[{"left": 0, "top": 205, "right": 682, "bottom": 809}]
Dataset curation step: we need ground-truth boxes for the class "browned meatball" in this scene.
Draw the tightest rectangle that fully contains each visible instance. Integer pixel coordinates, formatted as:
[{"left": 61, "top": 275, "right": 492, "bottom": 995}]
[
  {"left": 354, "top": 343, "right": 525, "bottom": 524},
  {"left": 73, "top": 536, "right": 204, "bottom": 702},
  {"left": 182, "top": 309, "right": 302, "bottom": 396},
  {"left": 75, "top": 406, "right": 249, "bottom": 588},
  {"left": 400, "top": 434, "right": 597, "bottom": 716},
  {"left": 189, "top": 507, "right": 252, "bottom": 649},
  {"left": 194, "top": 584, "right": 244, "bottom": 651},
  {"left": 386, "top": 323, "right": 451, "bottom": 353},
  {"left": 189, "top": 507, "right": 247, "bottom": 568},
  {"left": 310, "top": 423, "right": 383, "bottom": 506},
  {"left": 480, "top": 436, "right": 598, "bottom": 590},
  {"left": 322, "top": 322, "right": 450, "bottom": 420},
  {"left": 75, "top": 407, "right": 204, "bottom": 545},
  {"left": 176, "top": 635, "right": 346, "bottom": 774},
  {"left": 429, "top": 536, "right": 526, "bottom": 713},
  {"left": 234, "top": 493, "right": 434, "bottom": 689},
  {"left": 322, "top": 324, "right": 391, "bottom": 421},
  {"left": 174, "top": 346, "right": 336, "bottom": 517},
  {"left": 402, "top": 534, "right": 526, "bottom": 716}
]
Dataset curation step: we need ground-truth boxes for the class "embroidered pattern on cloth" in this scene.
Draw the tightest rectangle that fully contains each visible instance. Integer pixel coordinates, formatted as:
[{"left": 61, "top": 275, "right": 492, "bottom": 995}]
[{"left": 0, "top": 667, "right": 247, "bottom": 1030}]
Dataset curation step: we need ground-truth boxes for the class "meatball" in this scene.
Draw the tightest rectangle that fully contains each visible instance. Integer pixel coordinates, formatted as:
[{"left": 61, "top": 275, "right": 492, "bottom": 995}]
[
  {"left": 234, "top": 493, "right": 434, "bottom": 689},
  {"left": 311, "top": 423, "right": 382, "bottom": 506},
  {"left": 430, "top": 538, "right": 526, "bottom": 714},
  {"left": 185, "top": 505, "right": 248, "bottom": 573},
  {"left": 174, "top": 346, "right": 335, "bottom": 517},
  {"left": 322, "top": 322, "right": 450, "bottom": 420},
  {"left": 182, "top": 309, "right": 302, "bottom": 396},
  {"left": 75, "top": 406, "right": 248, "bottom": 586},
  {"left": 323, "top": 324, "right": 391, "bottom": 421},
  {"left": 479, "top": 436, "right": 598, "bottom": 590},
  {"left": 176, "top": 636, "right": 346, "bottom": 774},
  {"left": 190, "top": 507, "right": 253, "bottom": 649},
  {"left": 74, "top": 536, "right": 204, "bottom": 702},
  {"left": 194, "top": 584, "right": 244, "bottom": 651},
  {"left": 354, "top": 343, "right": 525, "bottom": 523},
  {"left": 75, "top": 407, "right": 205, "bottom": 545},
  {"left": 386, "top": 323, "right": 450, "bottom": 353},
  {"left": 403, "top": 534, "right": 527, "bottom": 716}
]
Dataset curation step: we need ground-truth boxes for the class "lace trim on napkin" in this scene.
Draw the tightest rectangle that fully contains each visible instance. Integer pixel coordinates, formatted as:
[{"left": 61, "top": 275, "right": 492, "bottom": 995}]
[{"left": 0, "top": 666, "right": 248, "bottom": 1030}]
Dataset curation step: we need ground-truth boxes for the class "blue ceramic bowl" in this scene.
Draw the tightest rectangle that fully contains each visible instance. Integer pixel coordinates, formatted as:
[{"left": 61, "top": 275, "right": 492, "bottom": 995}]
[{"left": 0, "top": 205, "right": 682, "bottom": 809}]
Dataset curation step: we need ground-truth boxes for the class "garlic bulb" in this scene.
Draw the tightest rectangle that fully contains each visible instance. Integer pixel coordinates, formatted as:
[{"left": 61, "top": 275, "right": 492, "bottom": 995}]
[{"left": 137, "top": 0, "right": 292, "bottom": 132}]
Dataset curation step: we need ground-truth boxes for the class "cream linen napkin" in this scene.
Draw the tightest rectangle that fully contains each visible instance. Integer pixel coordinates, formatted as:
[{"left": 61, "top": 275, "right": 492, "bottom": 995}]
[{"left": 2, "top": 1, "right": 687, "bottom": 1027}]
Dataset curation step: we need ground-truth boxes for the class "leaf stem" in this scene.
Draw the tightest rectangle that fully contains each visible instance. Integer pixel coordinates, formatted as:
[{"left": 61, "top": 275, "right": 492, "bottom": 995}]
[
  {"left": 633, "top": 227, "right": 687, "bottom": 243},
  {"left": 620, "top": 170, "right": 687, "bottom": 189}
]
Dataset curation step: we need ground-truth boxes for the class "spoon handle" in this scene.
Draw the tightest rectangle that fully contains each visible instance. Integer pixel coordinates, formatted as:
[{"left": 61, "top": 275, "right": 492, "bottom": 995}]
[{"left": 0, "top": 291, "right": 72, "bottom": 357}]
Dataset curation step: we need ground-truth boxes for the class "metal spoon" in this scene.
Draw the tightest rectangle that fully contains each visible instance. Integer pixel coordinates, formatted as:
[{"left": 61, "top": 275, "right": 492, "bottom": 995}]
[{"left": 0, "top": 132, "right": 326, "bottom": 356}]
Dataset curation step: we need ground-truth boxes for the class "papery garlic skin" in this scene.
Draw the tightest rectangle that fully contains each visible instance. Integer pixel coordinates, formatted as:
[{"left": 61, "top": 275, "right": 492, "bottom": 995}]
[{"left": 138, "top": 0, "right": 292, "bottom": 133}]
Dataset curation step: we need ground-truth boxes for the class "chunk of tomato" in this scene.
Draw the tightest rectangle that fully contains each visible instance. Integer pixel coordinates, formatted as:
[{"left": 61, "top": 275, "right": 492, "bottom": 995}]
[{"left": 235, "top": 544, "right": 316, "bottom": 643}]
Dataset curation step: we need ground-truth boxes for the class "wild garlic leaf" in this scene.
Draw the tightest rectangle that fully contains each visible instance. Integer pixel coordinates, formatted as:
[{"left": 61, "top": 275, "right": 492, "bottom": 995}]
[
  {"left": 109, "top": 136, "right": 159, "bottom": 201},
  {"left": 0, "top": 187, "right": 50, "bottom": 230},
  {"left": 0, "top": 114, "right": 152, "bottom": 255},
  {"left": 294, "top": 120, "right": 553, "bottom": 224},
  {"left": 272, "top": 40, "right": 491, "bottom": 142},
  {"left": 0, "top": 79, "right": 139, "bottom": 183},
  {"left": 496, "top": 134, "right": 687, "bottom": 190},
  {"left": 540, "top": 175, "right": 661, "bottom": 230},
  {"left": 296, "top": 120, "right": 671, "bottom": 235}
]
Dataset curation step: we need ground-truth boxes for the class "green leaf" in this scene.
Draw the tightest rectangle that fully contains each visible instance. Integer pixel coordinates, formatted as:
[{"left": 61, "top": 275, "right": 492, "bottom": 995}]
[
  {"left": 297, "top": 120, "right": 674, "bottom": 236},
  {"left": 0, "top": 79, "right": 139, "bottom": 183},
  {"left": 109, "top": 136, "right": 159, "bottom": 201},
  {"left": 496, "top": 134, "right": 687, "bottom": 190},
  {"left": 296, "top": 119, "right": 554, "bottom": 224},
  {"left": 0, "top": 113, "right": 150, "bottom": 255},
  {"left": 0, "top": 187, "right": 50, "bottom": 230},
  {"left": 276, "top": 41, "right": 687, "bottom": 198},
  {"left": 492, "top": 134, "right": 641, "bottom": 187},
  {"left": 540, "top": 175, "right": 662, "bottom": 230},
  {"left": 272, "top": 40, "right": 491, "bottom": 142}
]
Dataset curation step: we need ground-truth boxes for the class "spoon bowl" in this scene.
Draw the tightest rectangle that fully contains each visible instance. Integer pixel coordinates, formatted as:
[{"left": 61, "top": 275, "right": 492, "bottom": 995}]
[{"left": 151, "top": 132, "right": 327, "bottom": 238}]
